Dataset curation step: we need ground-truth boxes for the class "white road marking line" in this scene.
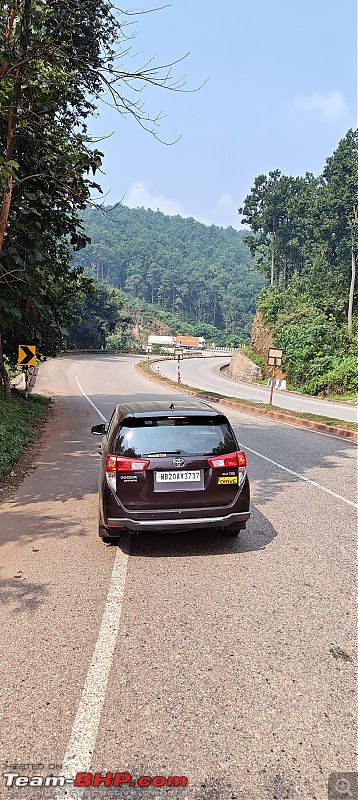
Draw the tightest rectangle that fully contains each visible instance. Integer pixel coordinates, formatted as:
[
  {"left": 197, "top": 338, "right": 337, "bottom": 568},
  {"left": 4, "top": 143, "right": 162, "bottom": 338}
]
[
  {"left": 56, "top": 368, "right": 130, "bottom": 799},
  {"left": 242, "top": 444, "right": 358, "bottom": 509},
  {"left": 74, "top": 368, "right": 108, "bottom": 422},
  {"left": 57, "top": 544, "right": 130, "bottom": 799}
]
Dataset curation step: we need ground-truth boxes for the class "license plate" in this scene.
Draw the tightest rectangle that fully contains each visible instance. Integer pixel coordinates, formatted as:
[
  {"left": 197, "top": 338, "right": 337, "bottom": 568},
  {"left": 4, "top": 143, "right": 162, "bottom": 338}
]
[
  {"left": 155, "top": 470, "right": 201, "bottom": 483},
  {"left": 154, "top": 470, "right": 204, "bottom": 492}
]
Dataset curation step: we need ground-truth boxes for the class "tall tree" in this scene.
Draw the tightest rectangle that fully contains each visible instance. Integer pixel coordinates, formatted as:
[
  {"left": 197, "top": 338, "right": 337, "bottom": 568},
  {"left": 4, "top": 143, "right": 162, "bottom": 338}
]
[
  {"left": 0, "top": 0, "right": 188, "bottom": 398},
  {"left": 239, "top": 131, "right": 357, "bottom": 329},
  {"left": 319, "top": 129, "right": 358, "bottom": 330},
  {"left": 239, "top": 170, "right": 287, "bottom": 285},
  {"left": 349, "top": 204, "right": 358, "bottom": 332}
]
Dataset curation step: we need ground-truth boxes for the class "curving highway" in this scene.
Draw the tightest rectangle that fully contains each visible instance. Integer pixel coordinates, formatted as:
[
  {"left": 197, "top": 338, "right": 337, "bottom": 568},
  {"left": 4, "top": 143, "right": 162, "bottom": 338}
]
[{"left": 154, "top": 355, "right": 358, "bottom": 423}]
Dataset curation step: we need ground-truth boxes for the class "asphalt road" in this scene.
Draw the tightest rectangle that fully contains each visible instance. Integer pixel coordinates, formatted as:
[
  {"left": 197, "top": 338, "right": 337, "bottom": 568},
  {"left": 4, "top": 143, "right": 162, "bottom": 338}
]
[
  {"left": 0, "top": 354, "right": 357, "bottom": 800},
  {"left": 154, "top": 357, "right": 358, "bottom": 423}
]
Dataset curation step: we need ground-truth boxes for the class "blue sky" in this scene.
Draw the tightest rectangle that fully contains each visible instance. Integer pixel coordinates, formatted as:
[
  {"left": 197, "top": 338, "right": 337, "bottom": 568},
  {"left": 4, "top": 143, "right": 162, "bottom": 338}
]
[{"left": 89, "top": 0, "right": 357, "bottom": 229}]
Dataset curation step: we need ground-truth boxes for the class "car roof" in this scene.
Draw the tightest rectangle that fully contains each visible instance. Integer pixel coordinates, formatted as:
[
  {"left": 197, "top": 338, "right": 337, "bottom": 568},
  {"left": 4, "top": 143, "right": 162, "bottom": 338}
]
[{"left": 114, "top": 398, "right": 222, "bottom": 420}]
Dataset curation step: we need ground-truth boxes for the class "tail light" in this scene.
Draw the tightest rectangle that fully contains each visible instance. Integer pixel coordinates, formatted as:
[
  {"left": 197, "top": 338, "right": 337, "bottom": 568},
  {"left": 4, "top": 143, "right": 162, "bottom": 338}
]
[
  {"left": 105, "top": 455, "right": 150, "bottom": 473},
  {"left": 207, "top": 451, "right": 246, "bottom": 469},
  {"left": 105, "top": 454, "right": 150, "bottom": 493}
]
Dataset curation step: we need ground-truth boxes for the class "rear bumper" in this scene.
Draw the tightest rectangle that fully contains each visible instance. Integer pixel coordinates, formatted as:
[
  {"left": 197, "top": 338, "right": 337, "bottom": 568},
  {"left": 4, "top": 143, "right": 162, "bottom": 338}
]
[{"left": 106, "top": 511, "right": 250, "bottom": 533}]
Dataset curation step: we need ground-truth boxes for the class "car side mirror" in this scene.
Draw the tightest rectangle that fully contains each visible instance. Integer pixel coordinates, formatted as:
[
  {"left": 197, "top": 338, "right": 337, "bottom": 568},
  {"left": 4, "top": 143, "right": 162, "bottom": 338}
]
[{"left": 91, "top": 423, "right": 107, "bottom": 435}]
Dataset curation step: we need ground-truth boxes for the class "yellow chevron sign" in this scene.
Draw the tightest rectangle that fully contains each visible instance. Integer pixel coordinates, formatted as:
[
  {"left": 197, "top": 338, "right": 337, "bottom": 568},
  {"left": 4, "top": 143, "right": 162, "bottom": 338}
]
[{"left": 18, "top": 345, "right": 36, "bottom": 366}]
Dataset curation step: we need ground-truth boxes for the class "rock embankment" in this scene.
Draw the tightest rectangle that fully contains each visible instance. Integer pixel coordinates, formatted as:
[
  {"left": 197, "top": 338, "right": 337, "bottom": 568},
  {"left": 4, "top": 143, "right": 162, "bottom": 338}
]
[{"left": 228, "top": 351, "right": 262, "bottom": 383}]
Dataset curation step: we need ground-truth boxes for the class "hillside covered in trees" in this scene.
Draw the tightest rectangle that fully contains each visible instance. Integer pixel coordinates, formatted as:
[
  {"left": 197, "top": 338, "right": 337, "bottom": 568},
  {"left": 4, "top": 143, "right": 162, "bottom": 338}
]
[
  {"left": 240, "top": 129, "right": 358, "bottom": 396},
  {"left": 71, "top": 206, "right": 264, "bottom": 342}
]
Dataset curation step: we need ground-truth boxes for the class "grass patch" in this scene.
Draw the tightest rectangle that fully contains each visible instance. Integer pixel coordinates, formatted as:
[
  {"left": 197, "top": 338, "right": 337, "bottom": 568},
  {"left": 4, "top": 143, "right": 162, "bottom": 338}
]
[
  {"left": 138, "top": 362, "right": 358, "bottom": 433},
  {"left": 240, "top": 346, "right": 265, "bottom": 371},
  {"left": 0, "top": 390, "right": 51, "bottom": 478}
]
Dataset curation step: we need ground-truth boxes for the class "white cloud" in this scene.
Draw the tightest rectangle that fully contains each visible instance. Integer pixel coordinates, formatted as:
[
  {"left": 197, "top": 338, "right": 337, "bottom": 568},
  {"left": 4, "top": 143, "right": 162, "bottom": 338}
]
[
  {"left": 125, "top": 182, "right": 187, "bottom": 217},
  {"left": 216, "top": 192, "right": 235, "bottom": 213},
  {"left": 293, "top": 90, "right": 347, "bottom": 122},
  {"left": 210, "top": 193, "right": 241, "bottom": 229}
]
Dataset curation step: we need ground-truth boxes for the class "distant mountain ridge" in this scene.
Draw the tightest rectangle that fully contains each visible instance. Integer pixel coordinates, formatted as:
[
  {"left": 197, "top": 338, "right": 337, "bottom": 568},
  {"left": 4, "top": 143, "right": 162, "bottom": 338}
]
[{"left": 72, "top": 204, "right": 265, "bottom": 340}]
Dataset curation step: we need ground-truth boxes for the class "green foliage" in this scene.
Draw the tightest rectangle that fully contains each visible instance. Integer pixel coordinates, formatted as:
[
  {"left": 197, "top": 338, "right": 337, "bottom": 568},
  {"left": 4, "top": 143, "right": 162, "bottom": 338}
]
[
  {"left": 0, "top": 391, "right": 51, "bottom": 477},
  {"left": 0, "top": 1, "right": 194, "bottom": 386},
  {"left": 105, "top": 329, "right": 139, "bottom": 352},
  {"left": 301, "top": 354, "right": 358, "bottom": 396},
  {"left": 239, "top": 171, "right": 318, "bottom": 286},
  {"left": 66, "top": 280, "right": 126, "bottom": 350},
  {"left": 274, "top": 308, "right": 349, "bottom": 383},
  {"left": 257, "top": 285, "right": 357, "bottom": 396},
  {"left": 120, "top": 294, "right": 241, "bottom": 347},
  {"left": 256, "top": 285, "right": 286, "bottom": 323},
  {"left": 245, "top": 131, "right": 358, "bottom": 396},
  {"left": 0, "top": 1, "right": 115, "bottom": 368},
  {"left": 241, "top": 346, "right": 264, "bottom": 370},
  {"left": 71, "top": 205, "right": 265, "bottom": 342},
  {"left": 240, "top": 131, "right": 357, "bottom": 322}
]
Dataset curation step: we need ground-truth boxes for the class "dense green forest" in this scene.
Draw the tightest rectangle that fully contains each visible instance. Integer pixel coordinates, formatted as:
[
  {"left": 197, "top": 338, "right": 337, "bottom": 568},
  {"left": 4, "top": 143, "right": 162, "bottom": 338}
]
[
  {"left": 240, "top": 129, "right": 358, "bottom": 396},
  {"left": 71, "top": 206, "right": 264, "bottom": 342}
]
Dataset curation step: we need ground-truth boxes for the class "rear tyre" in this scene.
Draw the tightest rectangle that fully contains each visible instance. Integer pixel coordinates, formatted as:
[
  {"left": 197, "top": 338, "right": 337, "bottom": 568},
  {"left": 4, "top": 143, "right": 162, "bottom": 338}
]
[
  {"left": 221, "top": 523, "right": 245, "bottom": 537},
  {"left": 98, "top": 524, "right": 118, "bottom": 545}
]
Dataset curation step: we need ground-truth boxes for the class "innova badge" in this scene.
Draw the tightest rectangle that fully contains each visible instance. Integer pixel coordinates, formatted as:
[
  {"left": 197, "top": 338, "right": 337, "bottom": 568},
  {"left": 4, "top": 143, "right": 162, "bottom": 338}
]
[{"left": 172, "top": 458, "right": 186, "bottom": 467}]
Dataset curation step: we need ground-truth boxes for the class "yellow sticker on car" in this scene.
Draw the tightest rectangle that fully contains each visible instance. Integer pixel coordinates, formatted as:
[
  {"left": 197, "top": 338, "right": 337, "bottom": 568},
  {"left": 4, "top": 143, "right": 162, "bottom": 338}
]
[{"left": 218, "top": 476, "right": 238, "bottom": 484}]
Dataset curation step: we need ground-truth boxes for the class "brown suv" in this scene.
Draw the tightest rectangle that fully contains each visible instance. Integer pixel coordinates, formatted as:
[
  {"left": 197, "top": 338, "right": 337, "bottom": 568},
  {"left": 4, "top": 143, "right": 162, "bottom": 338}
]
[{"left": 91, "top": 399, "right": 250, "bottom": 542}]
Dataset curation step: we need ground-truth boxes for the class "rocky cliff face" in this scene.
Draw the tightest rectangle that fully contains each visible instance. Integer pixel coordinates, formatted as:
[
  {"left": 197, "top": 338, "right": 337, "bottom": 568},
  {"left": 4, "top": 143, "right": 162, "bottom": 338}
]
[
  {"left": 250, "top": 310, "right": 286, "bottom": 379},
  {"left": 129, "top": 314, "right": 173, "bottom": 344},
  {"left": 250, "top": 310, "right": 274, "bottom": 358}
]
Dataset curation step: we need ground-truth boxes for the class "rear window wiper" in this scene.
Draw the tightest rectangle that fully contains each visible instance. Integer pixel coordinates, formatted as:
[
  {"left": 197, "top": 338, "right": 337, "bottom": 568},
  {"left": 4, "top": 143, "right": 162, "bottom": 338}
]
[{"left": 143, "top": 450, "right": 181, "bottom": 456}]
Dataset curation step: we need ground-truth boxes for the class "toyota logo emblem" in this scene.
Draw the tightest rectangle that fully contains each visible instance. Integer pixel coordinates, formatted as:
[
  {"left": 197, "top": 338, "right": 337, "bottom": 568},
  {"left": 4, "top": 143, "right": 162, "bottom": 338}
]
[{"left": 172, "top": 458, "right": 186, "bottom": 467}]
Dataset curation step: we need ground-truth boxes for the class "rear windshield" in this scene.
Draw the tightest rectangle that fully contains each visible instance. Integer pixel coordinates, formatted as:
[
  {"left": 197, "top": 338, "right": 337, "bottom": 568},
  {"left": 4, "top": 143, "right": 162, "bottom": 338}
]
[{"left": 114, "top": 415, "right": 237, "bottom": 458}]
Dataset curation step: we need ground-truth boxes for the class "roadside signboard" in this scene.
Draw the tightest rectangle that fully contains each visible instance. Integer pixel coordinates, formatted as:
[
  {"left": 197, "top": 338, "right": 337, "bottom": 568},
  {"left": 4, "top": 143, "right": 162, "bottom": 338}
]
[
  {"left": 267, "top": 347, "right": 283, "bottom": 405},
  {"left": 18, "top": 345, "right": 36, "bottom": 367},
  {"left": 267, "top": 347, "right": 283, "bottom": 367}
]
